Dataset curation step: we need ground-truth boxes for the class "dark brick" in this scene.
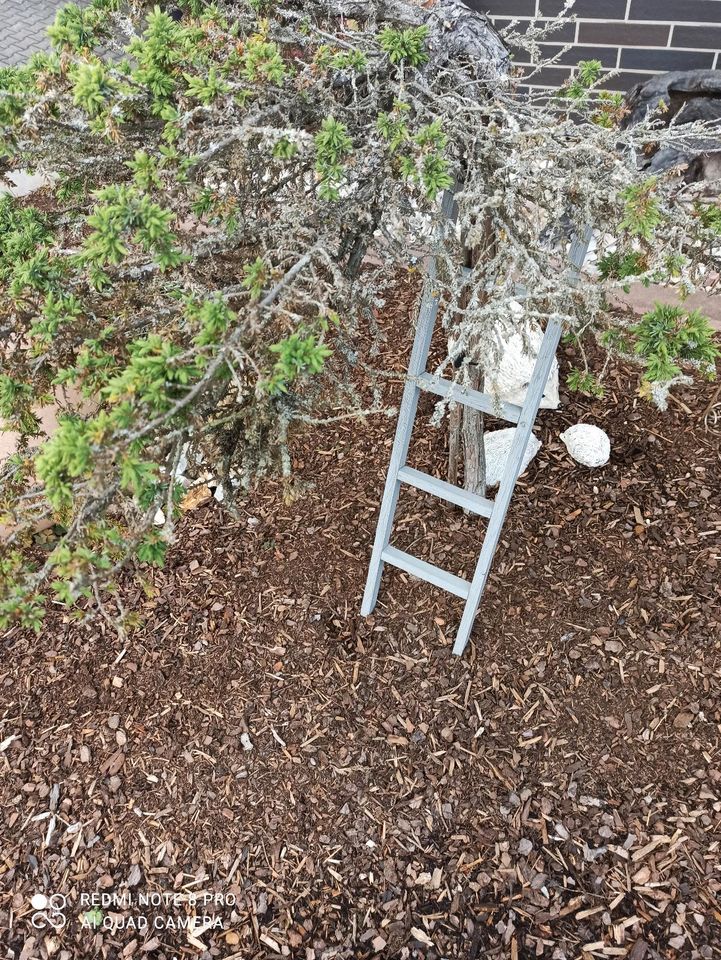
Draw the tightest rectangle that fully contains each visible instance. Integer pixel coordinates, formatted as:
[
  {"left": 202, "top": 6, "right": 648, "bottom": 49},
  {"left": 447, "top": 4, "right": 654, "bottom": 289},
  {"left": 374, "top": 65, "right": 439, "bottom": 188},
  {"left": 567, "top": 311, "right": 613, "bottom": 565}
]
[
  {"left": 578, "top": 20, "right": 671, "bottom": 46},
  {"left": 521, "top": 64, "right": 574, "bottom": 86},
  {"left": 620, "top": 47, "right": 715, "bottom": 71},
  {"left": 493, "top": 17, "right": 578, "bottom": 43},
  {"left": 466, "top": 0, "right": 536, "bottom": 16},
  {"left": 673, "top": 24, "right": 721, "bottom": 49},
  {"left": 511, "top": 43, "right": 619, "bottom": 67},
  {"left": 600, "top": 70, "right": 660, "bottom": 93},
  {"left": 630, "top": 0, "right": 721, "bottom": 23},
  {"left": 538, "top": 0, "right": 627, "bottom": 18}
]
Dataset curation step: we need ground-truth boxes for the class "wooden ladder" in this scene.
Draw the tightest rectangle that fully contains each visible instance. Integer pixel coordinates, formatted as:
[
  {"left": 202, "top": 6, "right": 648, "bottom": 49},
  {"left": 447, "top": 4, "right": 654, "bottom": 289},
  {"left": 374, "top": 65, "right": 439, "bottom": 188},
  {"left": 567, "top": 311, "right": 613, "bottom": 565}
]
[{"left": 361, "top": 200, "right": 591, "bottom": 656}]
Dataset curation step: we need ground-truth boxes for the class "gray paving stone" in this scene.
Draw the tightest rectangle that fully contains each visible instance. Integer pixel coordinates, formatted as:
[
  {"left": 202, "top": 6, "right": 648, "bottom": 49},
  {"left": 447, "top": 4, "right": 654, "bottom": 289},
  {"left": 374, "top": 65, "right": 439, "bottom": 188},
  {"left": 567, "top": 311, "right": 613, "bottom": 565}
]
[{"left": 0, "top": 0, "right": 70, "bottom": 67}]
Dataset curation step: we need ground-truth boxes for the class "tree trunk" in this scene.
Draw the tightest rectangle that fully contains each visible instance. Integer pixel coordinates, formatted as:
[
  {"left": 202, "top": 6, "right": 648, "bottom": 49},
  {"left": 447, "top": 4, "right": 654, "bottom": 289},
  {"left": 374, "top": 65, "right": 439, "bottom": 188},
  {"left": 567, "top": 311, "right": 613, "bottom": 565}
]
[
  {"left": 462, "top": 364, "right": 486, "bottom": 497},
  {"left": 447, "top": 244, "right": 486, "bottom": 499},
  {"left": 447, "top": 213, "right": 496, "bottom": 500},
  {"left": 447, "top": 402, "right": 461, "bottom": 486}
]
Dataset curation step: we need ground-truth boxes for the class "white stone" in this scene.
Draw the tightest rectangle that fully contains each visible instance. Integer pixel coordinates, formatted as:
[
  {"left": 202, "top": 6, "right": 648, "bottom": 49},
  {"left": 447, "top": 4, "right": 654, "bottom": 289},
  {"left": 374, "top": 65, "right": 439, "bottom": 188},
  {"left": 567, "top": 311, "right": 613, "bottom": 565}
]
[
  {"left": 153, "top": 508, "right": 165, "bottom": 526},
  {"left": 488, "top": 320, "right": 560, "bottom": 410},
  {"left": 559, "top": 423, "right": 611, "bottom": 468},
  {"left": 484, "top": 428, "right": 541, "bottom": 488},
  {"left": 240, "top": 732, "right": 253, "bottom": 752},
  {"left": 1, "top": 171, "right": 56, "bottom": 198}
]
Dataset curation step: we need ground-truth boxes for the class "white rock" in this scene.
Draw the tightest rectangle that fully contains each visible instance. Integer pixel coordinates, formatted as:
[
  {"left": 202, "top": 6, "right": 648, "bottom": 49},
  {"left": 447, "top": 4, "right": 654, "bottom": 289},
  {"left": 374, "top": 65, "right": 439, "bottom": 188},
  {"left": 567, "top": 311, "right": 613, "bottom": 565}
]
[
  {"left": 240, "top": 732, "right": 253, "bottom": 752},
  {"left": 1, "top": 170, "right": 56, "bottom": 198},
  {"left": 213, "top": 484, "right": 224, "bottom": 502},
  {"left": 175, "top": 442, "right": 189, "bottom": 478},
  {"left": 559, "top": 423, "right": 611, "bottom": 468},
  {"left": 488, "top": 321, "right": 560, "bottom": 410},
  {"left": 153, "top": 508, "right": 165, "bottom": 526},
  {"left": 484, "top": 428, "right": 541, "bottom": 488}
]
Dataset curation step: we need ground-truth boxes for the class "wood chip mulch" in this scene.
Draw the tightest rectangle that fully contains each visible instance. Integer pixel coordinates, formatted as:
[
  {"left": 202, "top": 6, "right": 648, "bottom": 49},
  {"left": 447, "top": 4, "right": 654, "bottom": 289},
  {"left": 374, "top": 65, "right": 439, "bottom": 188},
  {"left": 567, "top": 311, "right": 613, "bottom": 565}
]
[{"left": 1, "top": 275, "right": 720, "bottom": 960}]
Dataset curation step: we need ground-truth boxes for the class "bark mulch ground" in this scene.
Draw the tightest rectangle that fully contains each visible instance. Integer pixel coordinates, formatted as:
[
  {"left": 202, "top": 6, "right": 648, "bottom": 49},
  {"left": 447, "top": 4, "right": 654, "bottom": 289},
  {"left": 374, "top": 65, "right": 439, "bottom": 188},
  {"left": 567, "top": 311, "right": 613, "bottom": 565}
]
[{"left": 1, "top": 276, "right": 720, "bottom": 960}]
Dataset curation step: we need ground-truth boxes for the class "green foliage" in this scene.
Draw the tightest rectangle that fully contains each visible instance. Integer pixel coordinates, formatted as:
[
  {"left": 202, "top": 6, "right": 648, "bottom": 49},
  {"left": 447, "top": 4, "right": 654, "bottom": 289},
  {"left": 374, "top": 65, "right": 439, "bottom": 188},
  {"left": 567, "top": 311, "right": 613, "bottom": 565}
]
[
  {"left": 178, "top": 0, "right": 214, "bottom": 14},
  {"left": 185, "top": 67, "right": 229, "bottom": 104},
  {"left": 10, "top": 248, "right": 65, "bottom": 299},
  {"left": 56, "top": 176, "right": 89, "bottom": 203},
  {"left": 135, "top": 528, "right": 168, "bottom": 566},
  {"left": 315, "top": 44, "right": 368, "bottom": 72},
  {"left": 72, "top": 61, "right": 116, "bottom": 116},
  {"left": 597, "top": 249, "right": 646, "bottom": 284},
  {"left": 0, "top": 66, "right": 34, "bottom": 132},
  {"left": 48, "top": 1, "right": 114, "bottom": 52},
  {"left": 30, "top": 292, "right": 84, "bottom": 347},
  {"left": 620, "top": 179, "right": 663, "bottom": 241},
  {"left": 265, "top": 330, "right": 332, "bottom": 395},
  {"left": 242, "top": 257, "right": 269, "bottom": 299},
  {"left": 697, "top": 202, "right": 721, "bottom": 234},
  {"left": 127, "top": 150, "right": 161, "bottom": 190},
  {"left": 600, "top": 327, "right": 632, "bottom": 356},
  {"left": 82, "top": 185, "right": 183, "bottom": 270},
  {"left": 414, "top": 121, "right": 452, "bottom": 199},
  {"left": 315, "top": 117, "right": 353, "bottom": 200},
  {"left": 377, "top": 102, "right": 410, "bottom": 152},
  {"left": 0, "top": 550, "right": 44, "bottom": 629},
  {"left": 631, "top": 303, "right": 719, "bottom": 383},
  {"left": 561, "top": 59, "right": 602, "bottom": 103},
  {"left": 330, "top": 49, "right": 368, "bottom": 71},
  {"left": 55, "top": 326, "right": 117, "bottom": 395},
  {"left": 378, "top": 109, "right": 451, "bottom": 199},
  {"left": 102, "top": 335, "right": 202, "bottom": 411},
  {"left": 0, "top": 375, "right": 42, "bottom": 434},
  {"left": 0, "top": 195, "right": 52, "bottom": 281},
  {"left": 120, "top": 454, "right": 158, "bottom": 498},
  {"left": 192, "top": 297, "right": 236, "bottom": 346},
  {"left": 129, "top": 7, "right": 201, "bottom": 102},
  {"left": 566, "top": 367, "right": 605, "bottom": 399},
  {"left": 242, "top": 36, "right": 286, "bottom": 84},
  {"left": 379, "top": 25, "right": 429, "bottom": 66},
  {"left": 35, "top": 417, "right": 94, "bottom": 510},
  {"left": 591, "top": 90, "right": 624, "bottom": 128},
  {"left": 272, "top": 137, "right": 298, "bottom": 161}
]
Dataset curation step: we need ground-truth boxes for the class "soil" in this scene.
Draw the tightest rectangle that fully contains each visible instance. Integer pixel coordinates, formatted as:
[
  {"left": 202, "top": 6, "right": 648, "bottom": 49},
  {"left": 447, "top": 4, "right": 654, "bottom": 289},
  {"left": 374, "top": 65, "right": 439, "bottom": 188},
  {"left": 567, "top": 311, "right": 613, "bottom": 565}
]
[{"left": 1, "top": 274, "right": 720, "bottom": 960}]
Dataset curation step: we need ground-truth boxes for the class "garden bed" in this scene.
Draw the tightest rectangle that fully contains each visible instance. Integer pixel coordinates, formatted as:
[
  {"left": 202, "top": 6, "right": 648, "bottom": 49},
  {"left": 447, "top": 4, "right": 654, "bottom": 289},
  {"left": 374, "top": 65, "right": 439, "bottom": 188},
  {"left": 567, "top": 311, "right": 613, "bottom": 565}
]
[{"left": 1, "top": 275, "right": 720, "bottom": 960}]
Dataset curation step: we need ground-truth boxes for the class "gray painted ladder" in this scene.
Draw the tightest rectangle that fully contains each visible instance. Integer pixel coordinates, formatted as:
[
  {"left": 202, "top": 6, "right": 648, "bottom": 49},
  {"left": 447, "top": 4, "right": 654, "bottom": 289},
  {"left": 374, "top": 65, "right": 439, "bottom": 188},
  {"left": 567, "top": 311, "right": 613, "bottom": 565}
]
[{"left": 361, "top": 215, "right": 592, "bottom": 657}]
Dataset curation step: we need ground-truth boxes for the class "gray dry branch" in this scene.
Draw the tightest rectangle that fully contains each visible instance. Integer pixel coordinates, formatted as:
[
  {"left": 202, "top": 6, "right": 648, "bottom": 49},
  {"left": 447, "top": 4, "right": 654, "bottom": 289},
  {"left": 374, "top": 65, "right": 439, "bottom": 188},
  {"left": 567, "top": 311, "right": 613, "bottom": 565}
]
[{"left": 0, "top": 0, "right": 718, "bottom": 629}]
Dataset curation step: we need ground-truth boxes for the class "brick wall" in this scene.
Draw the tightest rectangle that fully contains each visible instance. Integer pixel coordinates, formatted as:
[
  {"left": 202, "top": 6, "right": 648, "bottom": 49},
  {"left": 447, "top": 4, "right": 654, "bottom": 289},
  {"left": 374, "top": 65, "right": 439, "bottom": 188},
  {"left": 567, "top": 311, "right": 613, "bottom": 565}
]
[{"left": 466, "top": 0, "right": 721, "bottom": 93}]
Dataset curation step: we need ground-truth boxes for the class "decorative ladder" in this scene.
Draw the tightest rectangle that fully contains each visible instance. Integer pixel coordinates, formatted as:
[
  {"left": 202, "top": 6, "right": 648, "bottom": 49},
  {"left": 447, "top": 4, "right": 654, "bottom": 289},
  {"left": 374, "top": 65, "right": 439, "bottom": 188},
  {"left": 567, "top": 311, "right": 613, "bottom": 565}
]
[{"left": 361, "top": 204, "right": 592, "bottom": 657}]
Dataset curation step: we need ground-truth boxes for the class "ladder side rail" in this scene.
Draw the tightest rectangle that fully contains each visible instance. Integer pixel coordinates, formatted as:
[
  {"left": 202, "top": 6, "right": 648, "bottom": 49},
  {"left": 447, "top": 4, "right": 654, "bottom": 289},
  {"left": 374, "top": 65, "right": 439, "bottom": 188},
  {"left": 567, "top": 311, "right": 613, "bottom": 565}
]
[
  {"left": 452, "top": 229, "right": 593, "bottom": 656},
  {"left": 360, "top": 283, "right": 441, "bottom": 615},
  {"left": 360, "top": 190, "right": 457, "bottom": 617}
]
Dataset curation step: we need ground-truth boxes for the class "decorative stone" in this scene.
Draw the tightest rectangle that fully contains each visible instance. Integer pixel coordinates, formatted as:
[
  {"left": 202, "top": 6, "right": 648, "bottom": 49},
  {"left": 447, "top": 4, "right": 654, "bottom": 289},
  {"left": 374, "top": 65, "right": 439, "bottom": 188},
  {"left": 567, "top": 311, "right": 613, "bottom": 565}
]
[
  {"left": 484, "top": 428, "right": 541, "bottom": 488},
  {"left": 488, "top": 321, "right": 560, "bottom": 410},
  {"left": 559, "top": 423, "right": 611, "bottom": 468}
]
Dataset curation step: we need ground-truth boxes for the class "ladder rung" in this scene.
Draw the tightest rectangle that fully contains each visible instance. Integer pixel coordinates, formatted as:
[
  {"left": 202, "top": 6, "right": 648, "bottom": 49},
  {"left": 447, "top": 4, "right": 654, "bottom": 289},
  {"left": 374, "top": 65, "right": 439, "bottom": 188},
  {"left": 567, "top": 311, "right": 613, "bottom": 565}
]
[
  {"left": 417, "top": 372, "right": 522, "bottom": 424},
  {"left": 382, "top": 546, "right": 470, "bottom": 600},
  {"left": 398, "top": 466, "right": 494, "bottom": 518}
]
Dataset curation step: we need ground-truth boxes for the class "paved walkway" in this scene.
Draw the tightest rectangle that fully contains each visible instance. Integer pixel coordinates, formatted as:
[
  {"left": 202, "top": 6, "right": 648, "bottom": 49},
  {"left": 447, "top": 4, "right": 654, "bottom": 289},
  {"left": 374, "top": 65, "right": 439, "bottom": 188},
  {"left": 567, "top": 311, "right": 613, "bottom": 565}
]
[{"left": 0, "top": 0, "right": 69, "bottom": 67}]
